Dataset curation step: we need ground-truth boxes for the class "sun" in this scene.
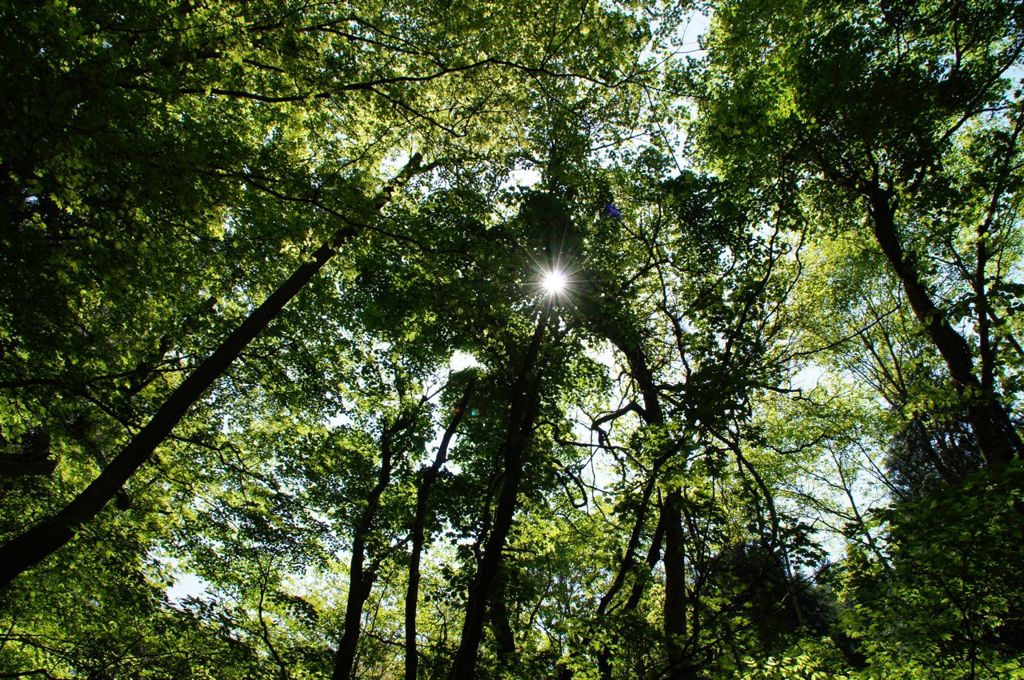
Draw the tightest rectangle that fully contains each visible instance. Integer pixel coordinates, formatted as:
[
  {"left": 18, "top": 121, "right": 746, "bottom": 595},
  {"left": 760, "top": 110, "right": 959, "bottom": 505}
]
[{"left": 541, "top": 269, "right": 568, "bottom": 295}]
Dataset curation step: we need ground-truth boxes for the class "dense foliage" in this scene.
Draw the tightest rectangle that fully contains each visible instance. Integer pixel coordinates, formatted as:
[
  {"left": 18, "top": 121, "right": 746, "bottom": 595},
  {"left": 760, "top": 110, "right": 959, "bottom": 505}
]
[{"left": 2, "top": 0, "right": 1023, "bottom": 678}]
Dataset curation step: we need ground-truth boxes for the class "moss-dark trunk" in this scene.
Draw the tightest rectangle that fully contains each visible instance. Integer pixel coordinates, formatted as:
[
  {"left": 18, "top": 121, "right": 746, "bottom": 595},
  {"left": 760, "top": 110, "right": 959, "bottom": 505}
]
[
  {"left": 448, "top": 309, "right": 549, "bottom": 679},
  {"left": 405, "top": 380, "right": 475, "bottom": 680},
  {"left": 867, "top": 185, "right": 1020, "bottom": 467},
  {"left": 333, "top": 409, "right": 417, "bottom": 679},
  {"left": 0, "top": 226, "right": 353, "bottom": 590},
  {"left": 0, "top": 157, "right": 427, "bottom": 591}
]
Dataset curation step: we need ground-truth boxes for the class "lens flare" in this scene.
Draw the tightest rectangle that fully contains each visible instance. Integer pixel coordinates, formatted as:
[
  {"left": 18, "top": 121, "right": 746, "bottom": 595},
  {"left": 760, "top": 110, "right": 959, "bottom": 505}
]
[{"left": 542, "top": 269, "right": 568, "bottom": 295}]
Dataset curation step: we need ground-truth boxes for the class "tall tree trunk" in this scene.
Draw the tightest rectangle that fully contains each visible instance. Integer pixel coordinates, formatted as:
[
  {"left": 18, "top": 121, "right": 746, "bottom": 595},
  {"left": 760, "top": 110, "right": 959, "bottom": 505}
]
[
  {"left": 490, "top": 573, "right": 518, "bottom": 669},
  {"left": 330, "top": 505, "right": 384, "bottom": 680},
  {"left": 618, "top": 343, "right": 693, "bottom": 678},
  {"left": 596, "top": 343, "right": 669, "bottom": 615},
  {"left": 624, "top": 508, "right": 667, "bottom": 611},
  {"left": 333, "top": 410, "right": 417, "bottom": 680},
  {"left": 597, "top": 471, "right": 660, "bottom": 617},
  {"left": 587, "top": 331, "right": 693, "bottom": 678},
  {"left": 662, "top": 489, "right": 694, "bottom": 680},
  {"left": 448, "top": 308, "right": 549, "bottom": 679},
  {"left": 594, "top": 454, "right": 670, "bottom": 678},
  {"left": 0, "top": 156, "right": 427, "bottom": 591},
  {"left": 584, "top": 325, "right": 691, "bottom": 678},
  {"left": 333, "top": 564, "right": 374, "bottom": 680},
  {"left": 866, "top": 184, "right": 1021, "bottom": 467},
  {"left": 405, "top": 379, "right": 475, "bottom": 680}
]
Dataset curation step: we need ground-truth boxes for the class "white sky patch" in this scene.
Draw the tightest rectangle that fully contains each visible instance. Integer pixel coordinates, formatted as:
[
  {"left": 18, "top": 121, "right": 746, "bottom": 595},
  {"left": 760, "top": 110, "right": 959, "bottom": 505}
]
[
  {"left": 449, "top": 350, "right": 481, "bottom": 372},
  {"left": 152, "top": 550, "right": 212, "bottom": 605},
  {"left": 380, "top": 148, "right": 413, "bottom": 176},
  {"left": 630, "top": 7, "right": 712, "bottom": 173},
  {"left": 410, "top": 351, "right": 481, "bottom": 471},
  {"left": 674, "top": 10, "right": 710, "bottom": 60},
  {"left": 583, "top": 337, "right": 616, "bottom": 367},
  {"left": 166, "top": 571, "right": 211, "bottom": 604},
  {"left": 567, "top": 339, "right": 630, "bottom": 504},
  {"left": 791, "top": 363, "right": 826, "bottom": 392},
  {"left": 508, "top": 167, "right": 541, "bottom": 188},
  {"left": 326, "top": 411, "right": 352, "bottom": 429}
]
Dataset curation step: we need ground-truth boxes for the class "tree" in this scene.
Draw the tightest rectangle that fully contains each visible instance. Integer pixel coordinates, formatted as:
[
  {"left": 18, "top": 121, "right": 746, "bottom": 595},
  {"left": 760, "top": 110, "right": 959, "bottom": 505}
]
[
  {"left": 696, "top": 0, "right": 1024, "bottom": 467},
  {"left": 4, "top": 1, "right": 1024, "bottom": 679}
]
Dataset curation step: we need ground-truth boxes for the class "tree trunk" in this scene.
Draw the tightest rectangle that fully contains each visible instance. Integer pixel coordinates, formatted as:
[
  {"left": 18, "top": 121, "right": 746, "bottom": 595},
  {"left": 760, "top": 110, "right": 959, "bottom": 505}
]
[
  {"left": 333, "top": 565, "right": 374, "bottom": 680},
  {"left": 0, "top": 227, "right": 351, "bottom": 590},
  {"left": 490, "top": 573, "right": 518, "bottom": 669},
  {"left": 448, "top": 309, "right": 549, "bottom": 679},
  {"left": 596, "top": 343, "right": 669, "bottom": 616},
  {"left": 624, "top": 506, "right": 667, "bottom": 611},
  {"left": 585, "top": 329, "right": 692, "bottom": 678},
  {"left": 0, "top": 157, "right": 427, "bottom": 591},
  {"left": 662, "top": 490, "right": 694, "bottom": 680},
  {"left": 867, "top": 185, "right": 1020, "bottom": 467},
  {"left": 333, "top": 410, "right": 416, "bottom": 680},
  {"left": 597, "top": 472, "right": 660, "bottom": 616},
  {"left": 405, "top": 380, "right": 475, "bottom": 680},
  {"left": 618, "top": 342, "right": 692, "bottom": 678}
]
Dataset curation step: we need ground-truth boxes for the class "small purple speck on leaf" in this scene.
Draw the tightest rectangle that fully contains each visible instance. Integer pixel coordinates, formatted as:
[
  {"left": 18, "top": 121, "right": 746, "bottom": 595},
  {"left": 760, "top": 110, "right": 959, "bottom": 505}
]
[{"left": 605, "top": 203, "right": 622, "bottom": 219}]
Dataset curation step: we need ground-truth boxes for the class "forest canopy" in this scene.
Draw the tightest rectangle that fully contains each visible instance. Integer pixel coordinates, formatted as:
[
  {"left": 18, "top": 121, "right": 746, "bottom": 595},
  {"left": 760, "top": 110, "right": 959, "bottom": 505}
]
[{"left": 1, "top": 0, "right": 1023, "bottom": 678}]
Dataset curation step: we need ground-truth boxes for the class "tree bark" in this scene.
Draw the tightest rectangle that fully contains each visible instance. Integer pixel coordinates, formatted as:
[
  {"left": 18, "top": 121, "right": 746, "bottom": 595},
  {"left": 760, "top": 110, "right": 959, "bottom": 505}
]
[
  {"left": 866, "top": 185, "right": 1020, "bottom": 467},
  {"left": 618, "top": 342, "right": 693, "bottom": 678},
  {"left": 0, "top": 429, "right": 55, "bottom": 478},
  {"left": 592, "top": 336, "right": 694, "bottom": 678},
  {"left": 0, "top": 157, "right": 427, "bottom": 591},
  {"left": 662, "top": 489, "right": 695, "bottom": 680},
  {"left": 624, "top": 507, "right": 667, "bottom": 611},
  {"left": 405, "top": 379, "right": 475, "bottom": 680},
  {"left": 489, "top": 573, "right": 518, "bottom": 669},
  {"left": 448, "top": 308, "right": 549, "bottom": 679},
  {"left": 595, "top": 344, "right": 668, "bottom": 617},
  {"left": 333, "top": 568, "right": 373, "bottom": 680},
  {"left": 332, "top": 409, "right": 415, "bottom": 680},
  {"left": 0, "top": 229, "right": 352, "bottom": 591},
  {"left": 598, "top": 464, "right": 663, "bottom": 616}
]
